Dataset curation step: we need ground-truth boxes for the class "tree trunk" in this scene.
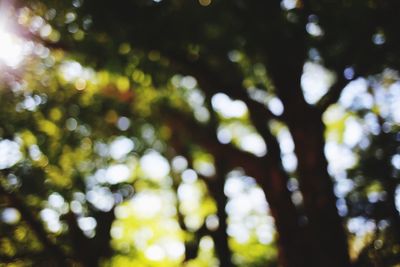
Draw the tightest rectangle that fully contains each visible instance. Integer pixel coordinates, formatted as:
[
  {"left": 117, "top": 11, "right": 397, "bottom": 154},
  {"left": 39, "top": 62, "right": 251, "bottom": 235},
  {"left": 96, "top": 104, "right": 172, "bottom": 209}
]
[
  {"left": 383, "top": 179, "right": 400, "bottom": 244},
  {"left": 289, "top": 108, "right": 350, "bottom": 267},
  {"left": 258, "top": 166, "right": 310, "bottom": 267},
  {"left": 206, "top": 173, "right": 234, "bottom": 267}
]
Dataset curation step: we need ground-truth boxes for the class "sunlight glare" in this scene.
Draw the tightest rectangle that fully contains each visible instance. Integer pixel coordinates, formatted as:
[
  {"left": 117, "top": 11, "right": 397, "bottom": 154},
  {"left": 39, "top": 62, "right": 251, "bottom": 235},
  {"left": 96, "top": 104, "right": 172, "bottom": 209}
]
[{"left": 0, "top": 15, "right": 25, "bottom": 68}]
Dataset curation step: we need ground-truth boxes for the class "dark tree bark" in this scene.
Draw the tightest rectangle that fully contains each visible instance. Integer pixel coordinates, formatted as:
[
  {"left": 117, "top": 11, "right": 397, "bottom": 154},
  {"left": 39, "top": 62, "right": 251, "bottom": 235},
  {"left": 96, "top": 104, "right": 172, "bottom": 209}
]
[
  {"left": 204, "top": 161, "right": 234, "bottom": 267},
  {"left": 66, "top": 207, "right": 115, "bottom": 267},
  {"left": 0, "top": 182, "right": 69, "bottom": 267},
  {"left": 170, "top": 165, "right": 204, "bottom": 263},
  {"left": 169, "top": 137, "right": 235, "bottom": 266},
  {"left": 16, "top": 0, "right": 357, "bottom": 265},
  {"left": 383, "top": 179, "right": 400, "bottom": 244},
  {"left": 288, "top": 108, "right": 350, "bottom": 267},
  {"left": 165, "top": 110, "right": 311, "bottom": 267}
]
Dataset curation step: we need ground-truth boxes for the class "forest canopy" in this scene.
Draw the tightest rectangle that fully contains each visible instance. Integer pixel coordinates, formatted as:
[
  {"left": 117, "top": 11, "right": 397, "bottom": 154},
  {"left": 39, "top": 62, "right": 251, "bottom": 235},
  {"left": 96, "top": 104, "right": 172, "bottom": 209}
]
[{"left": 1, "top": 0, "right": 400, "bottom": 266}]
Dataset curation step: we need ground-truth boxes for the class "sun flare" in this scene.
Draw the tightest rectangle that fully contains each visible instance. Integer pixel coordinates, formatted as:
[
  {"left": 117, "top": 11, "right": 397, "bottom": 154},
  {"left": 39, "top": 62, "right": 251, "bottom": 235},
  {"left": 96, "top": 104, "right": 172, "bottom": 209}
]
[{"left": 0, "top": 6, "right": 25, "bottom": 69}]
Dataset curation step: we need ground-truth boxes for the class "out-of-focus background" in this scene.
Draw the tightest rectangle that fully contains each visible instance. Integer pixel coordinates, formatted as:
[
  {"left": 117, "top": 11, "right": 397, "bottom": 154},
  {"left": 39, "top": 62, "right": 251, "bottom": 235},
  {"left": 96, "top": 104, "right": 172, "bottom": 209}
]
[{"left": 1, "top": 0, "right": 400, "bottom": 266}]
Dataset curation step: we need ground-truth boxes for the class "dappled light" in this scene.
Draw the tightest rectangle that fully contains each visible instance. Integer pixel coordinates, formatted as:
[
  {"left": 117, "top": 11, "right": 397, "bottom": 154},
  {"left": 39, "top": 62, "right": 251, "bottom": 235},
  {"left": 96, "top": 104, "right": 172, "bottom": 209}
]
[
  {"left": 0, "top": 27, "right": 24, "bottom": 69},
  {"left": 0, "top": 5, "right": 25, "bottom": 69},
  {"left": 1, "top": 1, "right": 400, "bottom": 267},
  {"left": 301, "top": 62, "right": 334, "bottom": 104}
]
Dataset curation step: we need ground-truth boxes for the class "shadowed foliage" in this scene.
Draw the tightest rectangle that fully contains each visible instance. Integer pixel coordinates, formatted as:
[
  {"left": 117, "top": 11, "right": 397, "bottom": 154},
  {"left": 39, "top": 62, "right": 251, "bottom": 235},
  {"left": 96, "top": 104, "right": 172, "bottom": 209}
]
[{"left": 1, "top": 0, "right": 400, "bottom": 266}]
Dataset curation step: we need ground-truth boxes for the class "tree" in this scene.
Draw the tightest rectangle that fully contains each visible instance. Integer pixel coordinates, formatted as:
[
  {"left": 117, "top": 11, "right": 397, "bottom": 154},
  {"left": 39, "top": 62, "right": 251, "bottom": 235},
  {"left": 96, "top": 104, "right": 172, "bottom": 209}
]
[{"left": 1, "top": 0, "right": 400, "bottom": 266}]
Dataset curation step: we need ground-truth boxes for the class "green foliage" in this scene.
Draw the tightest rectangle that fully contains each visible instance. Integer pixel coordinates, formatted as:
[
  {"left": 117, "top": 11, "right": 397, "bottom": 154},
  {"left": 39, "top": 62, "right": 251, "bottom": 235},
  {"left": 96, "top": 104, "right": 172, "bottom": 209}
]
[{"left": 1, "top": 0, "right": 400, "bottom": 266}]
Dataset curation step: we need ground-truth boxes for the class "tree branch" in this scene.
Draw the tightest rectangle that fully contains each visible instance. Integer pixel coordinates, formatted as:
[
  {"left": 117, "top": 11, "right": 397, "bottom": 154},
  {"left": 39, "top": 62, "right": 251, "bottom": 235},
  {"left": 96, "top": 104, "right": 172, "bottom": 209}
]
[
  {"left": 317, "top": 74, "right": 351, "bottom": 111},
  {"left": 164, "top": 107, "right": 265, "bottom": 179},
  {"left": 163, "top": 107, "right": 307, "bottom": 266},
  {"left": 168, "top": 143, "right": 234, "bottom": 266},
  {"left": 0, "top": 183, "right": 68, "bottom": 266},
  {"left": 163, "top": 52, "right": 290, "bottom": 177},
  {"left": 163, "top": 52, "right": 294, "bottom": 205},
  {"left": 164, "top": 52, "right": 282, "bottom": 121}
]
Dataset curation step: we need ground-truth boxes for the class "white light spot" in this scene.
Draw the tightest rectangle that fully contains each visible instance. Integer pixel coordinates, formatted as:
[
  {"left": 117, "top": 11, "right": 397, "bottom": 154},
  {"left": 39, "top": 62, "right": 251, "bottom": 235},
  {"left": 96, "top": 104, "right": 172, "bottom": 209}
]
[
  {"left": 227, "top": 223, "right": 250, "bottom": 243},
  {"left": 110, "top": 225, "right": 123, "bottom": 239},
  {"left": 343, "top": 118, "right": 363, "bottom": 147},
  {"left": 59, "top": 61, "right": 95, "bottom": 82},
  {"left": 239, "top": 133, "right": 267, "bottom": 157},
  {"left": 256, "top": 224, "right": 274, "bottom": 244},
  {"left": 109, "top": 137, "right": 134, "bottom": 160},
  {"left": 301, "top": 62, "right": 334, "bottom": 104},
  {"left": 199, "top": 236, "right": 214, "bottom": 250},
  {"left": 339, "top": 78, "right": 368, "bottom": 108},
  {"left": 212, "top": 93, "right": 248, "bottom": 118},
  {"left": 164, "top": 241, "right": 184, "bottom": 260},
  {"left": 178, "top": 184, "right": 200, "bottom": 202},
  {"left": 268, "top": 97, "right": 284, "bottom": 116},
  {"left": 217, "top": 127, "right": 232, "bottom": 144},
  {"left": 65, "top": 12, "right": 76, "bottom": 24},
  {"left": 181, "top": 169, "right": 198, "bottom": 183},
  {"left": 40, "top": 208, "right": 61, "bottom": 233},
  {"left": 228, "top": 50, "right": 242, "bottom": 62},
  {"left": 1, "top": 208, "right": 20, "bottom": 224},
  {"left": 117, "top": 117, "right": 130, "bottom": 131},
  {"left": 282, "top": 153, "right": 298, "bottom": 172},
  {"left": 48, "top": 193, "right": 65, "bottom": 209},
  {"left": 70, "top": 200, "right": 82, "bottom": 214},
  {"left": 29, "top": 145, "right": 42, "bottom": 160},
  {"left": 78, "top": 217, "right": 97, "bottom": 231},
  {"left": 132, "top": 192, "right": 163, "bottom": 218},
  {"left": 395, "top": 186, "right": 400, "bottom": 212},
  {"left": 180, "top": 76, "right": 197, "bottom": 89},
  {"left": 171, "top": 156, "right": 188, "bottom": 173},
  {"left": 22, "top": 96, "right": 38, "bottom": 111},
  {"left": 146, "top": 245, "right": 165, "bottom": 261},
  {"left": 281, "top": 0, "right": 298, "bottom": 10},
  {"left": 206, "top": 214, "right": 219, "bottom": 231},
  {"left": 224, "top": 176, "right": 244, "bottom": 198},
  {"left": 194, "top": 106, "right": 210, "bottom": 122},
  {"left": 86, "top": 187, "right": 114, "bottom": 212},
  {"left": 66, "top": 118, "right": 78, "bottom": 131},
  {"left": 372, "top": 32, "right": 385, "bottom": 45},
  {"left": 140, "top": 151, "right": 170, "bottom": 180},
  {"left": 277, "top": 129, "right": 295, "bottom": 154},
  {"left": 0, "top": 22, "right": 25, "bottom": 68},
  {"left": 106, "top": 164, "right": 131, "bottom": 184},
  {"left": 60, "top": 61, "right": 82, "bottom": 81},
  {"left": 392, "top": 155, "right": 400, "bottom": 170},
  {"left": 0, "top": 140, "right": 22, "bottom": 169},
  {"left": 195, "top": 161, "right": 215, "bottom": 177},
  {"left": 226, "top": 194, "right": 252, "bottom": 217},
  {"left": 344, "top": 67, "right": 355, "bottom": 80},
  {"left": 325, "top": 142, "right": 356, "bottom": 175},
  {"left": 347, "top": 217, "right": 375, "bottom": 236},
  {"left": 306, "top": 22, "right": 324, "bottom": 37}
]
